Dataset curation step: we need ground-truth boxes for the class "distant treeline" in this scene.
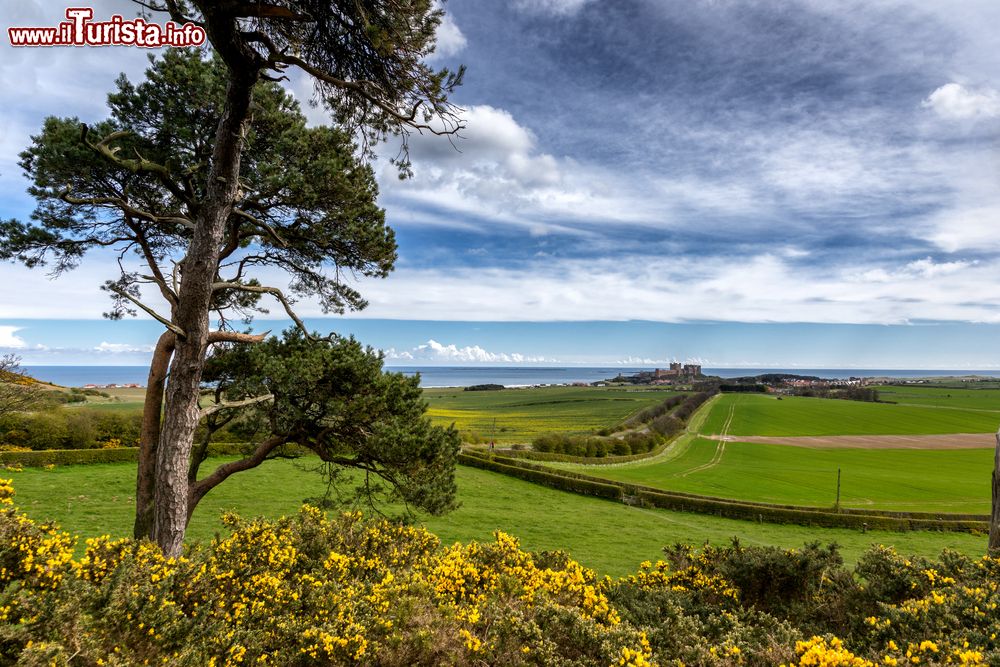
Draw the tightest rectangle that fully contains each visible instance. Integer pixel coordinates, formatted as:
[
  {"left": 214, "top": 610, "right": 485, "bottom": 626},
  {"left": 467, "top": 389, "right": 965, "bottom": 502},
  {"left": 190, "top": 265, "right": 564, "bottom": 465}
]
[
  {"left": 790, "top": 386, "right": 880, "bottom": 402},
  {"left": 464, "top": 384, "right": 505, "bottom": 392},
  {"left": 718, "top": 384, "right": 768, "bottom": 393},
  {"left": 726, "top": 373, "right": 823, "bottom": 384},
  {"left": 0, "top": 409, "right": 143, "bottom": 451},
  {"left": 0, "top": 407, "right": 244, "bottom": 451},
  {"left": 620, "top": 393, "right": 688, "bottom": 429}
]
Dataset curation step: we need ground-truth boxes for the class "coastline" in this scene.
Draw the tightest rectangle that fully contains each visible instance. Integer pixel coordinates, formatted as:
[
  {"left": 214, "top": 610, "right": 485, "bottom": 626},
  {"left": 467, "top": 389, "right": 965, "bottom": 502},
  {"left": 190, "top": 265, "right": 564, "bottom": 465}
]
[{"left": 23, "top": 365, "right": 1000, "bottom": 389}]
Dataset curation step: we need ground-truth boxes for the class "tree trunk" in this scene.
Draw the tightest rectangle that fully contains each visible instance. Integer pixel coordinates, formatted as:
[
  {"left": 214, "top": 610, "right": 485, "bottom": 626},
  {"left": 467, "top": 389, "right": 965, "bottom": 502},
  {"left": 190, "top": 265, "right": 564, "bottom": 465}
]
[
  {"left": 151, "top": 76, "right": 255, "bottom": 557},
  {"left": 990, "top": 427, "right": 1000, "bottom": 551},
  {"left": 133, "top": 331, "right": 175, "bottom": 539}
]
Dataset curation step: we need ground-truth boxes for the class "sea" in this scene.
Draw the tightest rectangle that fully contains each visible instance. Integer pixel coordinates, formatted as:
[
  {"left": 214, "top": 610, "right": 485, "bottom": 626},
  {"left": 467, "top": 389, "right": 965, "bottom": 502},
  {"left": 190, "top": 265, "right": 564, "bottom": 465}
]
[{"left": 23, "top": 365, "right": 1000, "bottom": 388}]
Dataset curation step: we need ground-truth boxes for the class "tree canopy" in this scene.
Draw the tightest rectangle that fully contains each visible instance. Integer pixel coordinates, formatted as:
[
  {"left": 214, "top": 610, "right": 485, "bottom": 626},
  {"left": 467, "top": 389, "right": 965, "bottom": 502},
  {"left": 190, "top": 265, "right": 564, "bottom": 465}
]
[
  {"left": 0, "top": 0, "right": 465, "bottom": 555},
  {"left": 192, "top": 330, "right": 460, "bottom": 521},
  {"left": 2, "top": 49, "right": 396, "bottom": 326}
]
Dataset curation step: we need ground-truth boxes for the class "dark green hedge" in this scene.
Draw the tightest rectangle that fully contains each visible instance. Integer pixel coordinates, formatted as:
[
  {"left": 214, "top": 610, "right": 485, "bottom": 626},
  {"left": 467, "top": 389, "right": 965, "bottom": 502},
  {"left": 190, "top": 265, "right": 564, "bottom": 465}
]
[
  {"left": 622, "top": 393, "right": 688, "bottom": 428},
  {"left": 0, "top": 443, "right": 249, "bottom": 467},
  {"left": 634, "top": 490, "right": 988, "bottom": 533},
  {"left": 484, "top": 436, "right": 679, "bottom": 465}
]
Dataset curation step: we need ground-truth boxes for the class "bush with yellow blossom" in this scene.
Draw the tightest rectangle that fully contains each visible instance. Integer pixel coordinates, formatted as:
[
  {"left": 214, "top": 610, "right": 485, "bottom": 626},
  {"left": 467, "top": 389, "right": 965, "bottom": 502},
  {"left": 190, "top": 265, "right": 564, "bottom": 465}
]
[{"left": 1, "top": 478, "right": 999, "bottom": 666}]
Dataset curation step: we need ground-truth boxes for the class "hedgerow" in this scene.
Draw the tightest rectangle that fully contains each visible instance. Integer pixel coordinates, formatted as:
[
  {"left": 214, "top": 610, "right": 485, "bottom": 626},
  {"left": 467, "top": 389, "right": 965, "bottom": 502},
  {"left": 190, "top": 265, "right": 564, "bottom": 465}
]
[
  {"left": 1, "top": 478, "right": 998, "bottom": 666},
  {"left": 0, "top": 443, "right": 251, "bottom": 468},
  {"left": 531, "top": 431, "right": 664, "bottom": 458},
  {"left": 621, "top": 394, "right": 688, "bottom": 429},
  {"left": 527, "top": 391, "right": 716, "bottom": 462}
]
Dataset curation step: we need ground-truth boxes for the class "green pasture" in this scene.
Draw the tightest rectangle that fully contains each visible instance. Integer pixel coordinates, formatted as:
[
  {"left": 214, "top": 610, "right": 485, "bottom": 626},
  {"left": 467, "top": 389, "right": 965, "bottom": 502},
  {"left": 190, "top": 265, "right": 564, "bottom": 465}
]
[
  {"left": 569, "top": 437, "right": 993, "bottom": 514},
  {"left": 56, "top": 385, "right": 680, "bottom": 441},
  {"left": 873, "top": 385, "right": 1000, "bottom": 412},
  {"left": 701, "top": 393, "right": 1000, "bottom": 436},
  {"left": 62, "top": 386, "right": 147, "bottom": 412},
  {"left": 423, "top": 386, "right": 679, "bottom": 443},
  {"left": 4, "top": 458, "right": 989, "bottom": 576}
]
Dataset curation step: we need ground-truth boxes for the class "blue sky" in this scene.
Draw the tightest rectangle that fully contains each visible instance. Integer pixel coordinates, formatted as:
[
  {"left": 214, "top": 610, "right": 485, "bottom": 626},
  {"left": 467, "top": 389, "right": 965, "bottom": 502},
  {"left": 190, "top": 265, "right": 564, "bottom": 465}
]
[{"left": 2, "top": 0, "right": 1000, "bottom": 367}]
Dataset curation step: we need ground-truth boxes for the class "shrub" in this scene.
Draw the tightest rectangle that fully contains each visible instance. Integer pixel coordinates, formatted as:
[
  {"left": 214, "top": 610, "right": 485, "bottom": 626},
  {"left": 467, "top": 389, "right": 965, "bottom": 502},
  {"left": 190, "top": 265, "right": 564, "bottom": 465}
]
[
  {"left": 0, "top": 479, "right": 652, "bottom": 666},
  {"left": 2, "top": 478, "right": 998, "bottom": 666},
  {"left": 0, "top": 407, "right": 256, "bottom": 451},
  {"left": 0, "top": 443, "right": 249, "bottom": 467},
  {"left": 622, "top": 394, "right": 688, "bottom": 429}
]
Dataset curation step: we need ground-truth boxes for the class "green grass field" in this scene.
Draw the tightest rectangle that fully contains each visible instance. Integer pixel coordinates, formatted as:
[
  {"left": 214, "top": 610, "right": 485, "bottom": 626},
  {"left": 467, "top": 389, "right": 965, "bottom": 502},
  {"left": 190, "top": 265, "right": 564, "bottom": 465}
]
[
  {"left": 59, "top": 385, "right": 678, "bottom": 442},
  {"left": 700, "top": 393, "right": 1000, "bottom": 436},
  {"left": 874, "top": 385, "right": 1000, "bottom": 412},
  {"left": 572, "top": 437, "right": 993, "bottom": 513},
  {"left": 60, "top": 386, "right": 147, "bottom": 412},
  {"left": 423, "top": 386, "right": 679, "bottom": 443},
  {"left": 4, "top": 459, "right": 989, "bottom": 576},
  {"left": 549, "top": 389, "right": 997, "bottom": 514}
]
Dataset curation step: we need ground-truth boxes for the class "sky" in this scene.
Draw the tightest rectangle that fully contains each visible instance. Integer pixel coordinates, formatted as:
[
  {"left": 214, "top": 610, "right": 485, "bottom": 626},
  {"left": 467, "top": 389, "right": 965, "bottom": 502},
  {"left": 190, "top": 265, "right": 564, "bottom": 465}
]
[{"left": 2, "top": 0, "right": 1000, "bottom": 367}]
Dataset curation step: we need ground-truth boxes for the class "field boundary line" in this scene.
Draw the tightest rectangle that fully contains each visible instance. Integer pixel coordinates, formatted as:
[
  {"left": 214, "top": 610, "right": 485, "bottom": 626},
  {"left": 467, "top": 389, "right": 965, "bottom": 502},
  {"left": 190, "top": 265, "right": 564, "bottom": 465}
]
[
  {"left": 678, "top": 398, "right": 734, "bottom": 477},
  {"left": 886, "top": 402, "right": 1000, "bottom": 414}
]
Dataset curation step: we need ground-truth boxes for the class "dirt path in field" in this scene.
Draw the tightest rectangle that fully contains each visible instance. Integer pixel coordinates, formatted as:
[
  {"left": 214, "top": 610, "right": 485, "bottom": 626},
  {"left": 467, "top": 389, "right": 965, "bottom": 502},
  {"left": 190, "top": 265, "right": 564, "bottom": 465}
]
[
  {"left": 679, "top": 400, "right": 735, "bottom": 476},
  {"left": 703, "top": 433, "right": 996, "bottom": 449}
]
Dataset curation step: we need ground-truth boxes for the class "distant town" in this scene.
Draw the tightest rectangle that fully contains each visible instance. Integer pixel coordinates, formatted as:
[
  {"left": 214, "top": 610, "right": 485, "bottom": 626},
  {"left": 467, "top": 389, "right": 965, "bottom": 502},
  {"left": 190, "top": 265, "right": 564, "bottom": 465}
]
[{"left": 601, "top": 364, "right": 876, "bottom": 393}]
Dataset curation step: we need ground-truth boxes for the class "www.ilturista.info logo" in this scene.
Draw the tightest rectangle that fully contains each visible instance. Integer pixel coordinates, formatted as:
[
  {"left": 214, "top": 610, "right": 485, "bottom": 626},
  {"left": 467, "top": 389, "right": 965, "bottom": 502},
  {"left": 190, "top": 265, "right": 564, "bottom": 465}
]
[{"left": 8, "top": 8, "right": 206, "bottom": 47}]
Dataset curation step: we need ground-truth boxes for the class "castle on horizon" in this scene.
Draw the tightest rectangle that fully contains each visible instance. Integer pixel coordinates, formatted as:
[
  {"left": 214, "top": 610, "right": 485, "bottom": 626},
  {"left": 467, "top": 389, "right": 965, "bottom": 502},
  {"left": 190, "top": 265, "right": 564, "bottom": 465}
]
[{"left": 654, "top": 362, "right": 702, "bottom": 379}]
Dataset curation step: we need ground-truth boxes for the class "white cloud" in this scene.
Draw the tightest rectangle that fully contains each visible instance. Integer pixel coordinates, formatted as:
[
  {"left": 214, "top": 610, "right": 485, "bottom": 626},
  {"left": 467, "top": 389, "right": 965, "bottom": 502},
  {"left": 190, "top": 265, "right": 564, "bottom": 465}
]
[
  {"left": 431, "top": 8, "right": 467, "bottom": 58},
  {"left": 851, "top": 257, "right": 976, "bottom": 283},
  {"left": 922, "top": 204, "right": 1000, "bottom": 252},
  {"left": 513, "top": 0, "right": 593, "bottom": 16},
  {"left": 0, "top": 326, "right": 27, "bottom": 348},
  {"left": 4, "top": 241, "right": 1000, "bottom": 328},
  {"left": 94, "top": 342, "right": 155, "bottom": 354},
  {"left": 922, "top": 82, "right": 1000, "bottom": 119},
  {"left": 386, "top": 104, "right": 733, "bottom": 233},
  {"left": 385, "top": 339, "right": 550, "bottom": 363},
  {"left": 332, "top": 252, "right": 1000, "bottom": 325},
  {"left": 614, "top": 357, "right": 668, "bottom": 365}
]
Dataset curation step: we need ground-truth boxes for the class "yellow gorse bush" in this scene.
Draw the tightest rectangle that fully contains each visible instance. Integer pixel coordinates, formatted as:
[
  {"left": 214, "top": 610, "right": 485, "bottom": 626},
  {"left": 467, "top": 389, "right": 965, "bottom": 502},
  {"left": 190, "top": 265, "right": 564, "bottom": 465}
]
[
  {"left": 0, "top": 480, "right": 651, "bottom": 665},
  {"left": 1, "top": 479, "right": 999, "bottom": 666}
]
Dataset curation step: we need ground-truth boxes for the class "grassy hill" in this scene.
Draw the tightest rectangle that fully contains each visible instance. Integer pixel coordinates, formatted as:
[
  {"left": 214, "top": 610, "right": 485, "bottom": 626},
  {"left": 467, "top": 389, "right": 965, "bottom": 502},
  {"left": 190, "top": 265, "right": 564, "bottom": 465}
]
[
  {"left": 700, "top": 393, "right": 1000, "bottom": 436},
  {"left": 568, "top": 437, "right": 993, "bottom": 514},
  {"left": 422, "top": 385, "right": 680, "bottom": 443},
  {"left": 5, "top": 457, "right": 988, "bottom": 576}
]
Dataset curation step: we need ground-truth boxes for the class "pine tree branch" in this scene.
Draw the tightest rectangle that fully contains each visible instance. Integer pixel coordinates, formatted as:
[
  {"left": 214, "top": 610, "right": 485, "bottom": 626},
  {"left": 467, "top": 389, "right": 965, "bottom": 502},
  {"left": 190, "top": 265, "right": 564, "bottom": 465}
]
[
  {"left": 232, "top": 208, "right": 288, "bottom": 247},
  {"left": 267, "top": 52, "right": 464, "bottom": 136},
  {"left": 107, "top": 285, "right": 186, "bottom": 337},
  {"left": 206, "top": 330, "right": 269, "bottom": 344},
  {"left": 80, "top": 125, "right": 193, "bottom": 205},
  {"left": 211, "top": 282, "right": 312, "bottom": 336},
  {"left": 123, "top": 217, "right": 178, "bottom": 307},
  {"left": 199, "top": 393, "right": 273, "bottom": 419},
  {"left": 60, "top": 188, "right": 194, "bottom": 230}
]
